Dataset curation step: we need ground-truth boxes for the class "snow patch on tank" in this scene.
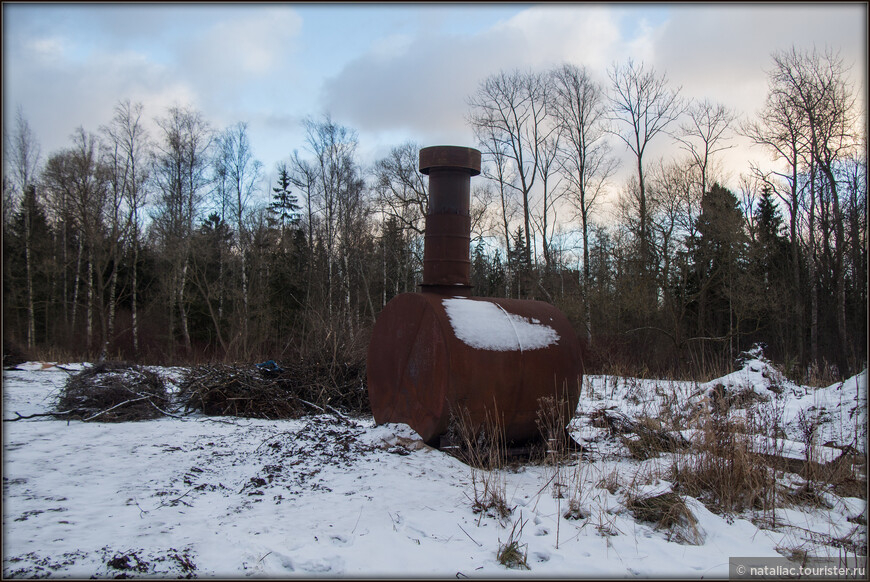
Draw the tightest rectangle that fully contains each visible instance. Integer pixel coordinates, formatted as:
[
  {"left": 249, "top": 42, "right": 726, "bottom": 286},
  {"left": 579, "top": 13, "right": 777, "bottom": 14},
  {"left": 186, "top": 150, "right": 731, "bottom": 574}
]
[{"left": 442, "top": 298, "right": 560, "bottom": 351}]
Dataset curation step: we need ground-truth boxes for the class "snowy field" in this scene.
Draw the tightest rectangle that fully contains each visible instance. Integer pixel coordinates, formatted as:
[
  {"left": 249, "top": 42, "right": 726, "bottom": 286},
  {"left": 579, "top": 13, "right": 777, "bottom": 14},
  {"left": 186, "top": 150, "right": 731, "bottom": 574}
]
[{"left": 2, "top": 355, "right": 867, "bottom": 578}]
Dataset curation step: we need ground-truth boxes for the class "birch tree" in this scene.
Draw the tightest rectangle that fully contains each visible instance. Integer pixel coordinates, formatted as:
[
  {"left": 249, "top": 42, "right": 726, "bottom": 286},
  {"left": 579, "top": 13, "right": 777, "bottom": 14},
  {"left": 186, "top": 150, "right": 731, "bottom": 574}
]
[
  {"left": 214, "top": 121, "right": 262, "bottom": 356},
  {"left": 4, "top": 108, "right": 42, "bottom": 347},
  {"left": 151, "top": 105, "right": 212, "bottom": 356},
  {"left": 550, "top": 63, "right": 615, "bottom": 344}
]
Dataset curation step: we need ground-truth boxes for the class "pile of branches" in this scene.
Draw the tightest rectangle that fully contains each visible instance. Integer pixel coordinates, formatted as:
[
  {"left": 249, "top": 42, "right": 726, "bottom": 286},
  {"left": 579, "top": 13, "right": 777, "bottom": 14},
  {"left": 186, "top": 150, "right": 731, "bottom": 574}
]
[
  {"left": 177, "top": 359, "right": 368, "bottom": 420},
  {"left": 56, "top": 362, "right": 169, "bottom": 422}
]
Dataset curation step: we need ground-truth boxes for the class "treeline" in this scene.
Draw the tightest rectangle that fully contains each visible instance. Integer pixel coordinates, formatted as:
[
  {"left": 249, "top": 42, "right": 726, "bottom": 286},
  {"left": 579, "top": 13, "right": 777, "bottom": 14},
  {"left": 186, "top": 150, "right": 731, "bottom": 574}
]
[{"left": 3, "top": 46, "right": 866, "bottom": 381}]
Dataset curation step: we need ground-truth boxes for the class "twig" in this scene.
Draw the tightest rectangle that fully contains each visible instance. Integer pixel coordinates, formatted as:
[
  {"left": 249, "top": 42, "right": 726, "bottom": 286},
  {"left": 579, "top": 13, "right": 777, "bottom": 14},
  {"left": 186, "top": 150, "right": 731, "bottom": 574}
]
[
  {"left": 458, "top": 523, "right": 482, "bottom": 547},
  {"left": 155, "top": 487, "right": 197, "bottom": 510},
  {"left": 195, "top": 416, "right": 248, "bottom": 426},
  {"left": 54, "top": 365, "right": 82, "bottom": 373},
  {"left": 254, "top": 431, "right": 296, "bottom": 452},
  {"left": 147, "top": 399, "right": 186, "bottom": 419},
  {"left": 351, "top": 506, "right": 364, "bottom": 534},
  {"left": 298, "top": 399, "right": 326, "bottom": 413},
  {"left": 299, "top": 398, "right": 352, "bottom": 425},
  {"left": 324, "top": 403, "right": 353, "bottom": 425}
]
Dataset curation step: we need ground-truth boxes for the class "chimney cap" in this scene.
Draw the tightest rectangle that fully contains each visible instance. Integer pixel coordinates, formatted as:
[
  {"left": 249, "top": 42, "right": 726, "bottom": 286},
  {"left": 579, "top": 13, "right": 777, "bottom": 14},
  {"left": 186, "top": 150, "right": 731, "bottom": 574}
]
[{"left": 419, "top": 146, "right": 481, "bottom": 176}]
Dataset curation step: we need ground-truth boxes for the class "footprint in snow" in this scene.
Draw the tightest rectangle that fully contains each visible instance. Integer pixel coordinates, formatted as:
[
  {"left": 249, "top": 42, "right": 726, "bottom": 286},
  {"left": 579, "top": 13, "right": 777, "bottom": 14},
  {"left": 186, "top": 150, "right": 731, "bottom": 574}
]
[
  {"left": 298, "top": 556, "right": 342, "bottom": 573},
  {"left": 330, "top": 534, "right": 350, "bottom": 547}
]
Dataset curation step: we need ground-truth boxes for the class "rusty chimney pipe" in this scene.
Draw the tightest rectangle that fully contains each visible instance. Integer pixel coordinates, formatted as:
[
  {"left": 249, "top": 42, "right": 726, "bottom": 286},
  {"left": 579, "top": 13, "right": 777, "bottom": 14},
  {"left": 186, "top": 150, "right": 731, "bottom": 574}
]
[{"left": 419, "top": 146, "right": 481, "bottom": 296}]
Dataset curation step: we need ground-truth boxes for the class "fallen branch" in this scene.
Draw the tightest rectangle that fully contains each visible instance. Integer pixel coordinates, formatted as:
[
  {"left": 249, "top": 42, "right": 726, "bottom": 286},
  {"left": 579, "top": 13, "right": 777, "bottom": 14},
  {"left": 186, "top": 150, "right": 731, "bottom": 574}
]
[
  {"left": 146, "top": 399, "right": 186, "bottom": 419},
  {"left": 3, "top": 410, "right": 74, "bottom": 422},
  {"left": 83, "top": 396, "right": 151, "bottom": 422}
]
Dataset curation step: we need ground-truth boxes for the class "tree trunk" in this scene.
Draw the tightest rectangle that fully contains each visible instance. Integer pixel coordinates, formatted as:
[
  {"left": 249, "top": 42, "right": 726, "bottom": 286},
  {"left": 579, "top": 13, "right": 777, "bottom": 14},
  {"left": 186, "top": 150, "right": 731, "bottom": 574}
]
[
  {"left": 86, "top": 249, "right": 94, "bottom": 353},
  {"left": 180, "top": 256, "right": 192, "bottom": 354},
  {"left": 582, "top": 208, "right": 592, "bottom": 347},
  {"left": 821, "top": 165, "right": 850, "bottom": 377},
  {"left": 71, "top": 238, "right": 83, "bottom": 336},
  {"left": 24, "top": 201, "right": 35, "bottom": 348},
  {"left": 131, "top": 238, "right": 139, "bottom": 358},
  {"left": 101, "top": 261, "right": 120, "bottom": 361}
]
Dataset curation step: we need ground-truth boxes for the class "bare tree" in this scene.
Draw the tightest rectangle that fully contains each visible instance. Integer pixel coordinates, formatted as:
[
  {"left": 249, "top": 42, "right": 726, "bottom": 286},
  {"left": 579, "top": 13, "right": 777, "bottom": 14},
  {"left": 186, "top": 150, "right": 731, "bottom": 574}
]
[
  {"left": 151, "top": 105, "right": 213, "bottom": 356},
  {"left": 532, "top": 127, "right": 563, "bottom": 270},
  {"left": 468, "top": 69, "right": 554, "bottom": 266},
  {"left": 299, "top": 114, "right": 360, "bottom": 317},
  {"left": 99, "top": 100, "right": 150, "bottom": 360},
  {"left": 648, "top": 157, "right": 701, "bottom": 352},
  {"left": 550, "top": 63, "right": 615, "bottom": 344},
  {"left": 4, "top": 108, "right": 42, "bottom": 347},
  {"left": 676, "top": 98, "right": 736, "bottom": 200},
  {"left": 474, "top": 121, "right": 522, "bottom": 294},
  {"left": 372, "top": 141, "right": 428, "bottom": 294},
  {"left": 42, "top": 150, "right": 80, "bottom": 340},
  {"left": 772, "top": 46, "right": 858, "bottom": 375},
  {"left": 214, "top": 121, "right": 263, "bottom": 356},
  {"left": 607, "top": 59, "right": 684, "bottom": 286},
  {"left": 741, "top": 73, "right": 809, "bottom": 364},
  {"left": 372, "top": 141, "right": 427, "bottom": 235},
  {"left": 65, "top": 128, "right": 109, "bottom": 353}
]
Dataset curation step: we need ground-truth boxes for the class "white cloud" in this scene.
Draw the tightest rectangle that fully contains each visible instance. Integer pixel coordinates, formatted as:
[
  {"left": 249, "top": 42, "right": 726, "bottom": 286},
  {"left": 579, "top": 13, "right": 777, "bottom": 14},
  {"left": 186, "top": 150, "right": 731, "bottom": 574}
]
[
  {"left": 655, "top": 5, "right": 866, "bottom": 110},
  {"left": 25, "top": 37, "right": 68, "bottom": 63},
  {"left": 4, "top": 37, "right": 196, "bottom": 158},
  {"left": 491, "top": 5, "right": 623, "bottom": 70},
  {"left": 178, "top": 7, "right": 302, "bottom": 79},
  {"left": 319, "top": 5, "right": 627, "bottom": 144}
]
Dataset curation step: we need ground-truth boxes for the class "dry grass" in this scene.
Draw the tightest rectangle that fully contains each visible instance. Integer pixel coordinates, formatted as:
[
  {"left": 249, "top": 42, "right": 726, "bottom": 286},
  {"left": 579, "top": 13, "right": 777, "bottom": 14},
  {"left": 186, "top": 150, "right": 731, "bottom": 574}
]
[
  {"left": 445, "top": 405, "right": 514, "bottom": 523},
  {"left": 56, "top": 362, "right": 169, "bottom": 422},
  {"left": 625, "top": 491, "right": 704, "bottom": 545},
  {"left": 669, "top": 410, "right": 775, "bottom": 515},
  {"left": 496, "top": 514, "right": 530, "bottom": 570},
  {"left": 597, "top": 467, "right": 621, "bottom": 495},
  {"left": 591, "top": 407, "right": 689, "bottom": 461}
]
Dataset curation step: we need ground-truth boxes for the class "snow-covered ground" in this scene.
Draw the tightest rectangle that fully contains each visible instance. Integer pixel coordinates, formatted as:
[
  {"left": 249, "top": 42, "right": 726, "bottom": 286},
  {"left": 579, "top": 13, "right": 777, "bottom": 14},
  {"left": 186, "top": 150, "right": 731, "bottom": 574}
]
[{"left": 2, "top": 356, "right": 867, "bottom": 578}]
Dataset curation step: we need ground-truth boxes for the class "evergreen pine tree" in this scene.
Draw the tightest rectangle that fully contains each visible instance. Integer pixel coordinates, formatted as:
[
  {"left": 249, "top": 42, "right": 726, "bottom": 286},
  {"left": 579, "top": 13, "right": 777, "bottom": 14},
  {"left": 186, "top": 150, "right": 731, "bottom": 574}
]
[{"left": 269, "top": 163, "right": 301, "bottom": 243}]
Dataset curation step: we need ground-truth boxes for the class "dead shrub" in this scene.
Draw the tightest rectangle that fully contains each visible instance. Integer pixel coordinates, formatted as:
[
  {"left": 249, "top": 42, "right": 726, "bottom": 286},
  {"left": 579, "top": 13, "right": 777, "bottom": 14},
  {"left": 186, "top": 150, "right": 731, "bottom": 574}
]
[
  {"left": 563, "top": 498, "right": 589, "bottom": 520},
  {"left": 625, "top": 491, "right": 704, "bottom": 545},
  {"left": 57, "top": 362, "right": 169, "bottom": 422},
  {"left": 781, "top": 483, "right": 834, "bottom": 509},
  {"left": 593, "top": 407, "right": 689, "bottom": 460},
  {"left": 670, "top": 411, "right": 775, "bottom": 514},
  {"left": 443, "top": 404, "right": 508, "bottom": 470},
  {"left": 178, "top": 359, "right": 368, "bottom": 420}
]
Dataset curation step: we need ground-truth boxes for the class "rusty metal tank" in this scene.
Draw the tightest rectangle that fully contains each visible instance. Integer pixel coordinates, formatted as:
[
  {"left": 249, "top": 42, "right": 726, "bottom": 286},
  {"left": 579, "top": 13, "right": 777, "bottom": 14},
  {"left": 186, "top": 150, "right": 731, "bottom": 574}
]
[{"left": 367, "top": 145, "right": 583, "bottom": 446}]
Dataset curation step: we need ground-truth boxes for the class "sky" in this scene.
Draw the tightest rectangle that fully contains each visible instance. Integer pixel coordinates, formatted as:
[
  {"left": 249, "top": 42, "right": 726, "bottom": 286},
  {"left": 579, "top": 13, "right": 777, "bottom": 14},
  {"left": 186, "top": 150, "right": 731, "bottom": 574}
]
[{"left": 2, "top": 2, "right": 867, "bottom": 206}]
